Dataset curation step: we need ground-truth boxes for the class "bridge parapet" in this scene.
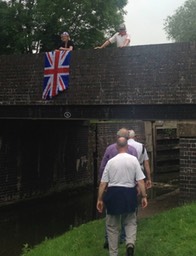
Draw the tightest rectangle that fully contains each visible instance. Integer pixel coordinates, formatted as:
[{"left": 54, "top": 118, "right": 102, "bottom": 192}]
[{"left": 0, "top": 42, "right": 195, "bottom": 106}]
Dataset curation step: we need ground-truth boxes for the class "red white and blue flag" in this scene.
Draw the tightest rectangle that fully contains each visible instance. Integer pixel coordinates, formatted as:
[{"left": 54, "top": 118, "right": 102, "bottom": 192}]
[{"left": 42, "top": 50, "right": 71, "bottom": 99}]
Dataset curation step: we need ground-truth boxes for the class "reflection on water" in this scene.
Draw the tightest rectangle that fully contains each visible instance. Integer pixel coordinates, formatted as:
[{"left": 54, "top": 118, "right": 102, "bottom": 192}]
[{"left": 0, "top": 187, "right": 99, "bottom": 256}]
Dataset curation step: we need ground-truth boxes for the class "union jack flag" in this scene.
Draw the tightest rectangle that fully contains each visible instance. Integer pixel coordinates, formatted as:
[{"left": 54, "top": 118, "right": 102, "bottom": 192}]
[{"left": 42, "top": 50, "right": 71, "bottom": 99}]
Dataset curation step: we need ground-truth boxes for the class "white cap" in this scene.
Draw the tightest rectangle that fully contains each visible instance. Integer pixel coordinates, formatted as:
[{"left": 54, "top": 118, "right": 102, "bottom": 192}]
[
  {"left": 61, "top": 31, "right": 69, "bottom": 36},
  {"left": 118, "top": 23, "right": 126, "bottom": 31}
]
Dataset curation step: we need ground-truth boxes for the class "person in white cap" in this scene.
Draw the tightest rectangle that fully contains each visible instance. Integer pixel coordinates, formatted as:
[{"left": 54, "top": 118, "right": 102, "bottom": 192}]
[
  {"left": 95, "top": 23, "right": 131, "bottom": 49},
  {"left": 56, "top": 31, "right": 75, "bottom": 51}
]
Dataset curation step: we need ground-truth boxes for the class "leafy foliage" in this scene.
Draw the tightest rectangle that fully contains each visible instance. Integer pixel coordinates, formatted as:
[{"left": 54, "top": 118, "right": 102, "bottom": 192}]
[
  {"left": 0, "top": 0, "right": 128, "bottom": 54},
  {"left": 164, "top": 0, "right": 196, "bottom": 42}
]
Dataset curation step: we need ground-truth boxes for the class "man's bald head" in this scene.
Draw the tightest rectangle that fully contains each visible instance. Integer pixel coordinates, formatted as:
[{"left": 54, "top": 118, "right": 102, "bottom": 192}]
[{"left": 116, "top": 128, "right": 129, "bottom": 139}]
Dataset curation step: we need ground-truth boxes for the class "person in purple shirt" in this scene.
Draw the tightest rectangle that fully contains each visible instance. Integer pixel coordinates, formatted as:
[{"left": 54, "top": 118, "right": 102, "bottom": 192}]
[
  {"left": 98, "top": 128, "right": 138, "bottom": 249},
  {"left": 99, "top": 137, "right": 138, "bottom": 181}
]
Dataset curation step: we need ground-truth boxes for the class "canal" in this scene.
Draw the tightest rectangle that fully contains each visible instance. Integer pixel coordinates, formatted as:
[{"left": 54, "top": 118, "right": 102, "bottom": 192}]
[{"left": 0, "top": 187, "right": 99, "bottom": 256}]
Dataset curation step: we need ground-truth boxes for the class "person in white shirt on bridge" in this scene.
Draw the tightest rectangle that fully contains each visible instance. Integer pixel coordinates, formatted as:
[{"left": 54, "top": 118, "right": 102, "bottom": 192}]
[
  {"left": 128, "top": 130, "right": 152, "bottom": 189},
  {"left": 95, "top": 23, "right": 130, "bottom": 49}
]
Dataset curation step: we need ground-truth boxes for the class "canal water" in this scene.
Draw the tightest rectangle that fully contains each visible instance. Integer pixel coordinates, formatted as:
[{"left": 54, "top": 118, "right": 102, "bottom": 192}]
[{"left": 0, "top": 187, "right": 99, "bottom": 256}]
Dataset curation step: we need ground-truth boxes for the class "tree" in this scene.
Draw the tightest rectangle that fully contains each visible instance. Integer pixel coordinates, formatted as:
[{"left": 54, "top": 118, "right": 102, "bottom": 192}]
[
  {"left": 0, "top": 1, "right": 11, "bottom": 54},
  {"left": 0, "top": 0, "right": 37, "bottom": 54},
  {"left": 0, "top": 0, "right": 128, "bottom": 54},
  {"left": 164, "top": 0, "right": 196, "bottom": 42}
]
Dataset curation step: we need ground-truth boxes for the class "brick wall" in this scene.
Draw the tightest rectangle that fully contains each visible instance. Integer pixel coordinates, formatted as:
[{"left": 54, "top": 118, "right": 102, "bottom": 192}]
[
  {"left": 179, "top": 138, "right": 196, "bottom": 204},
  {"left": 178, "top": 122, "right": 196, "bottom": 204},
  {"left": 0, "top": 42, "right": 196, "bottom": 105},
  {"left": 0, "top": 119, "right": 93, "bottom": 205},
  {"left": 0, "top": 119, "right": 147, "bottom": 206}
]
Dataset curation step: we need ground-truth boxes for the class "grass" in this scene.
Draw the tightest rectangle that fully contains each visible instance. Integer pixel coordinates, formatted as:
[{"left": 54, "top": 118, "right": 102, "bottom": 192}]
[{"left": 21, "top": 203, "right": 196, "bottom": 256}]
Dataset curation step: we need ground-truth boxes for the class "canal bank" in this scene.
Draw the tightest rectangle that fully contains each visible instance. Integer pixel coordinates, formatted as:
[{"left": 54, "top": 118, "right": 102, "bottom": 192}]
[{"left": 0, "top": 186, "right": 179, "bottom": 256}]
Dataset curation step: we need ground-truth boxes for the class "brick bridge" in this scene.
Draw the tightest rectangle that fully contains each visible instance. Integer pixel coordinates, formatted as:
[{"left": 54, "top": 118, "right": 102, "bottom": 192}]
[{"left": 0, "top": 42, "right": 195, "bottom": 206}]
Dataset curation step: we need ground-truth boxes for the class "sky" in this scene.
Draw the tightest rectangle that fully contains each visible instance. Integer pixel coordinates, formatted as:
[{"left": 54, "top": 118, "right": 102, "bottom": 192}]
[{"left": 124, "top": 0, "right": 187, "bottom": 46}]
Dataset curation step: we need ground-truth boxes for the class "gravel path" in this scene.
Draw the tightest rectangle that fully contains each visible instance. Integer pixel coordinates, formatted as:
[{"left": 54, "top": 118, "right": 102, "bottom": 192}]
[{"left": 138, "top": 189, "right": 179, "bottom": 219}]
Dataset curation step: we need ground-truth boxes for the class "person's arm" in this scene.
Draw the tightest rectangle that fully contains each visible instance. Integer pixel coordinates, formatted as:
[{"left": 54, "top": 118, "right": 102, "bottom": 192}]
[
  {"left": 94, "top": 40, "right": 111, "bottom": 49},
  {"left": 96, "top": 181, "right": 107, "bottom": 213},
  {"left": 144, "top": 159, "right": 152, "bottom": 189},
  {"left": 137, "top": 179, "right": 148, "bottom": 208},
  {"left": 59, "top": 45, "right": 73, "bottom": 51},
  {"left": 59, "top": 40, "right": 74, "bottom": 51}
]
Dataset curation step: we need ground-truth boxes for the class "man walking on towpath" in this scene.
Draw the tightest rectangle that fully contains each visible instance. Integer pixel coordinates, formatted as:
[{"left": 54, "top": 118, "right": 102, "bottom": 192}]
[
  {"left": 128, "top": 129, "right": 152, "bottom": 190},
  {"left": 97, "top": 137, "right": 148, "bottom": 256},
  {"left": 98, "top": 128, "right": 137, "bottom": 181},
  {"left": 98, "top": 127, "right": 138, "bottom": 249}
]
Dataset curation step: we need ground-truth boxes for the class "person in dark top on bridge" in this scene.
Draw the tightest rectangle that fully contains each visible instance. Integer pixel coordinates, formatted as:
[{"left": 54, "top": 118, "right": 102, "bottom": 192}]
[{"left": 56, "top": 32, "right": 75, "bottom": 51}]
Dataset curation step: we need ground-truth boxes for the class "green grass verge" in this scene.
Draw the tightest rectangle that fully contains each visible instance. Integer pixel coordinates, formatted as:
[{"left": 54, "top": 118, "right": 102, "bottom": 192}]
[{"left": 21, "top": 203, "right": 196, "bottom": 256}]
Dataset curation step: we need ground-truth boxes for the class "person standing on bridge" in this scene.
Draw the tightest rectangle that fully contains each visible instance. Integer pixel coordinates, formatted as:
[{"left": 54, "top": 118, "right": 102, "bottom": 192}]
[
  {"left": 97, "top": 137, "right": 148, "bottom": 256},
  {"left": 56, "top": 31, "right": 75, "bottom": 51},
  {"left": 94, "top": 23, "right": 130, "bottom": 49}
]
